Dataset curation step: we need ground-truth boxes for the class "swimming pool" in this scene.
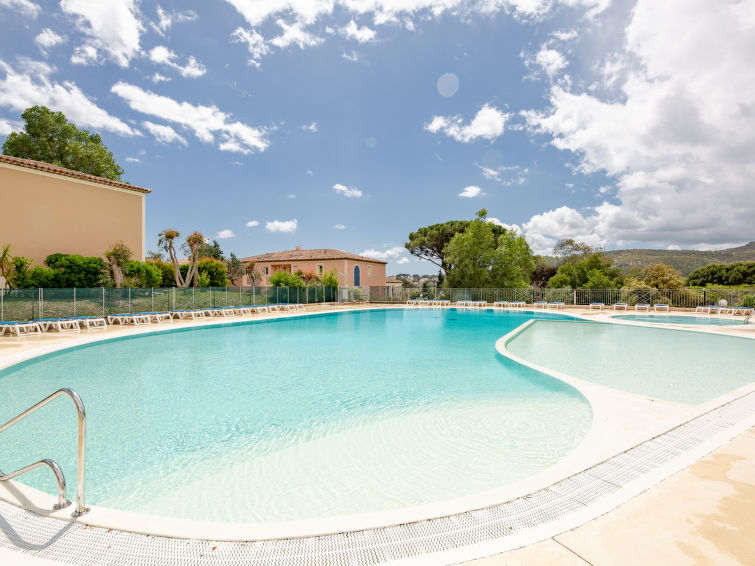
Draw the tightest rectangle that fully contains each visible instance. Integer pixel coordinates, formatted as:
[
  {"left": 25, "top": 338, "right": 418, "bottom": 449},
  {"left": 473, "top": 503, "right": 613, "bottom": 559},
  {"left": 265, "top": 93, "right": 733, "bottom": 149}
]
[
  {"left": 612, "top": 314, "right": 750, "bottom": 326},
  {"left": 0, "top": 309, "right": 592, "bottom": 523},
  {"left": 506, "top": 320, "right": 755, "bottom": 404}
]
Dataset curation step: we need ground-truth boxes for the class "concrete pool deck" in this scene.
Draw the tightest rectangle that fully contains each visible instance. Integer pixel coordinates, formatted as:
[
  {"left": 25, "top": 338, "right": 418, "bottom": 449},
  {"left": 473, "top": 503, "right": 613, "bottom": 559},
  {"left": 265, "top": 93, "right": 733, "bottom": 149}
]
[{"left": 0, "top": 304, "right": 753, "bottom": 565}]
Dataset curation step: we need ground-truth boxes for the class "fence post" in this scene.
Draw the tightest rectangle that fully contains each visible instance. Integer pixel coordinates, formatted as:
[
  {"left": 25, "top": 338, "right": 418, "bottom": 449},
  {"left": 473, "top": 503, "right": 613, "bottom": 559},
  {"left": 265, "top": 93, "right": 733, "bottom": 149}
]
[
  {"left": 39, "top": 288, "right": 43, "bottom": 319},
  {"left": 1, "top": 288, "right": 3, "bottom": 321},
  {"left": 128, "top": 287, "right": 131, "bottom": 313},
  {"left": 102, "top": 287, "right": 105, "bottom": 316},
  {"left": 73, "top": 287, "right": 76, "bottom": 317},
  {"left": 172, "top": 287, "right": 175, "bottom": 310},
  {"left": 192, "top": 286, "right": 195, "bottom": 309}
]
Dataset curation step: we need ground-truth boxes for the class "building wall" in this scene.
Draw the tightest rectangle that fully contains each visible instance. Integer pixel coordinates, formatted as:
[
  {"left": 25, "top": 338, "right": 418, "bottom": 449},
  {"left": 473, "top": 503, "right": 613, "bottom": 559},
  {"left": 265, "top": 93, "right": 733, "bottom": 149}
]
[
  {"left": 0, "top": 162, "right": 146, "bottom": 265},
  {"left": 243, "top": 258, "right": 387, "bottom": 287}
]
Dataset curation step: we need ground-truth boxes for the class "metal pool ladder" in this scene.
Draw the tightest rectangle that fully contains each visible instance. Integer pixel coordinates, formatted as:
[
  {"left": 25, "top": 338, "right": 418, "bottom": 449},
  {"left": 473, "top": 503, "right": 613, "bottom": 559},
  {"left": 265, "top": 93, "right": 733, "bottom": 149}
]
[{"left": 0, "top": 388, "right": 89, "bottom": 516}]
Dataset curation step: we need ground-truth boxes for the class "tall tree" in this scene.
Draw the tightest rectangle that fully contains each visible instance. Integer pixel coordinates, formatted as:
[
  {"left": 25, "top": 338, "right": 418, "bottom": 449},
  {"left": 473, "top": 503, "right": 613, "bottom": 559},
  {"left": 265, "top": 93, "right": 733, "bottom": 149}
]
[
  {"left": 444, "top": 211, "right": 498, "bottom": 288},
  {"left": 226, "top": 253, "right": 245, "bottom": 285},
  {"left": 199, "top": 239, "right": 224, "bottom": 260},
  {"left": 491, "top": 231, "right": 535, "bottom": 288},
  {"left": 2, "top": 106, "right": 124, "bottom": 180},
  {"left": 406, "top": 218, "right": 507, "bottom": 275},
  {"left": 158, "top": 230, "right": 205, "bottom": 287}
]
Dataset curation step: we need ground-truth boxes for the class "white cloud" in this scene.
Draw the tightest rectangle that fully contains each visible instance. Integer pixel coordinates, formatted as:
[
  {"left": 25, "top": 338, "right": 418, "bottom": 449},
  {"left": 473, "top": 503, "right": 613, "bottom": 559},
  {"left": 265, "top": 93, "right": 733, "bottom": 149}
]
[
  {"left": 246, "top": 220, "right": 260, "bottom": 227},
  {"left": 666, "top": 244, "right": 680, "bottom": 251},
  {"left": 150, "top": 51, "right": 200, "bottom": 77},
  {"left": 0, "top": 0, "right": 40, "bottom": 18},
  {"left": 266, "top": 219, "right": 298, "bottom": 233},
  {"left": 459, "top": 185, "right": 482, "bottom": 198},
  {"left": 360, "top": 246, "right": 406, "bottom": 261},
  {"left": 0, "top": 59, "right": 136, "bottom": 136},
  {"left": 111, "top": 82, "right": 269, "bottom": 153},
  {"left": 333, "top": 224, "right": 346, "bottom": 230},
  {"left": 231, "top": 27, "right": 270, "bottom": 68},
  {"left": 270, "top": 19, "right": 324, "bottom": 50},
  {"left": 560, "top": 0, "right": 612, "bottom": 20},
  {"left": 151, "top": 73, "right": 171, "bottom": 83},
  {"left": 0, "top": 118, "right": 20, "bottom": 135},
  {"left": 476, "top": 163, "right": 528, "bottom": 185},
  {"left": 332, "top": 183, "right": 363, "bottom": 198},
  {"left": 524, "top": 0, "right": 755, "bottom": 249},
  {"left": 301, "top": 121, "right": 317, "bottom": 133},
  {"left": 216, "top": 229, "right": 236, "bottom": 239},
  {"left": 124, "top": 156, "right": 140, "bottom": 163},
  {"left": 142, "top": 121, "right": 187, "bottom": 145},
  {"left": 35, "top": 29, "right": 66, "bottom": 53},
  {"left": 148, "top": 46, "right": 206, "bottom": 78},
  {"left": 522, "top": 206, "right": 605, "bottom": 255},
  {"left": 305, "top": 169, "right": 313, "bottom": 175},
  {"left": 535, "top": 47, "right": 567, "bottom": 79},
  {"left": 396, "top": 257, "right": 410, "bottom": 265},
  {"left": 61, "top": 0, "right": 143, "bottom": 67},
  {"left": 551, "top": 29, "right": 578, "bottom": 41},
  {"left": 342, "top": 50, "right": 359, "bottom": 62},
  {"left": 70, "top": 44, "right": 98, "bottom": 66},
  {"left": 152, "top": 5, "right": 198, "bottom": 35},
  {"left": 339, "top": 20, "right": 376, "bottom": 43},
  {"left": 425, "top": 104, "right": 510, "bottom": 143}
]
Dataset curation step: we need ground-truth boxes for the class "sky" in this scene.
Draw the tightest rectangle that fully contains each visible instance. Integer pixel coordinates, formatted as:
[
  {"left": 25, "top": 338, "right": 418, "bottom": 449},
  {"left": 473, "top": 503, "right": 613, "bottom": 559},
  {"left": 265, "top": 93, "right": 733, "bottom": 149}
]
[{"left": 1, "top": 0, "right": 753, "bottom": 275}]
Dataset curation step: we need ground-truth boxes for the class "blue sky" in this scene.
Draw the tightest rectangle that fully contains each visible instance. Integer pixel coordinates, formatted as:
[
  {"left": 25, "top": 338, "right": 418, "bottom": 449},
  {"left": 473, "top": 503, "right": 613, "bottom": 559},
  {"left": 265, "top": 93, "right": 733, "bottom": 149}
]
[{"left": 1, "top": 0, "right": 753, "bottom": 274}]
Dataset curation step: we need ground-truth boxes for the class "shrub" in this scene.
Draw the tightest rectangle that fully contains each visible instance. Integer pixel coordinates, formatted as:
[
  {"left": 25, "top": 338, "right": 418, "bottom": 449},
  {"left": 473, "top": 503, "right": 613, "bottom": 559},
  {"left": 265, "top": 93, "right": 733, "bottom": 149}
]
[{"left": 268, "top": 270, "right": 305, "bottom": 287}]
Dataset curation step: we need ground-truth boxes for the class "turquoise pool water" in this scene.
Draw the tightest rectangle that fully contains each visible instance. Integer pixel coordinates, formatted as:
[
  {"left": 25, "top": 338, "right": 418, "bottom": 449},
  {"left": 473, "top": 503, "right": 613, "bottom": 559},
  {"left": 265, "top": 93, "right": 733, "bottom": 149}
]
[
  {"left": 612, "top": 314, "right": 749, "bottom": 326},
  {"left": 507, "top": 320, "right": 755, "bottom": 404},
  {"left": 0, "top": 309, "right": 591, "bottom": 522}
]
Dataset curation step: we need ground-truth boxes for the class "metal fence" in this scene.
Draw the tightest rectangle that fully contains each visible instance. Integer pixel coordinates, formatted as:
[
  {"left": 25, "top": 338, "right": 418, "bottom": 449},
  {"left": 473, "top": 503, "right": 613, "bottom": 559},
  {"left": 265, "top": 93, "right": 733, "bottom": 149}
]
[
  {"left": 0, "top": 286, "right": 338, "bottom": 322},
  {"left": 363, "top": 286, "right": 755, "bottom": 308},
  {"left": 2, "top": 285, "right": 754, "bottom": 321}
]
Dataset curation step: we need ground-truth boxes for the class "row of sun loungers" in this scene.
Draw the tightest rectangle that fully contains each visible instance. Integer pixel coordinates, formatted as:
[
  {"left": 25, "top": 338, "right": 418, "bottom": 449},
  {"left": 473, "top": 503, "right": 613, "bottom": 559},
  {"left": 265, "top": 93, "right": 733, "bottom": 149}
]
[
  {"left": 1, "top": 304, "right": 307, "bottom": 337},
  {"left": 695, "top": 305, "right": 753, "bottom": 315}
]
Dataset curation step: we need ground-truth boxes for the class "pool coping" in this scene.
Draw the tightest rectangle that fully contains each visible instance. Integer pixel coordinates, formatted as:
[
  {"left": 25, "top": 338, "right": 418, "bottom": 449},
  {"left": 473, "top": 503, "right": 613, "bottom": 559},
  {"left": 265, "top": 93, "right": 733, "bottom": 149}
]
[{"left": 0, "top": 305, "right": 754, "bottom": 563}]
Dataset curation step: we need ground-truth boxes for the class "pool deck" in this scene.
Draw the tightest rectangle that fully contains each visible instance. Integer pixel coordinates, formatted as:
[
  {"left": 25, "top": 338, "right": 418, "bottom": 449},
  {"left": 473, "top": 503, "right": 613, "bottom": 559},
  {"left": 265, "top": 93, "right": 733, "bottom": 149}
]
[{"left": 0, "top": 304, "right": 753, "bottom": 565}]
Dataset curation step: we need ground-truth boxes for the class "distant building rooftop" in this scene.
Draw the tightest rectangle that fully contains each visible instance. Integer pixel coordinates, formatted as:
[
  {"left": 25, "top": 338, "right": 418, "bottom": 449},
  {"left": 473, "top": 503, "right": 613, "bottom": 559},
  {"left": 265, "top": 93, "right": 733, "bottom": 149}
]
[
  {"left": 0, "top": 154, "right": 151, "bottom": 194},
  {"left": 242, "top": 247, "right": 387, "bottom": 264}
]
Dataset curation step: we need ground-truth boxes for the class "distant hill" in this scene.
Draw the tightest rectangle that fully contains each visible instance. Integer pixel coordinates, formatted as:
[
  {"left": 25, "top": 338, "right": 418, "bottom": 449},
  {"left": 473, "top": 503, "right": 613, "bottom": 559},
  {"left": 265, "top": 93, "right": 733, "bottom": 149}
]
[{"left": 603, "top": 241, "right": 755, "bottom": 276}]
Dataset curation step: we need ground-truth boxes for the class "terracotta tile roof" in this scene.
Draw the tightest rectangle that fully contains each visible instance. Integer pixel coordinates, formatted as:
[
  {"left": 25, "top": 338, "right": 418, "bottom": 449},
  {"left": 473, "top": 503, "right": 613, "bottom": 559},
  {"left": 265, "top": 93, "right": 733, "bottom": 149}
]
[
  {"left": 241, "top": 248, "right": 387, "bottom": 264},
  {"left": 0, "top": 154, "right": 151, "bottom": 194}
]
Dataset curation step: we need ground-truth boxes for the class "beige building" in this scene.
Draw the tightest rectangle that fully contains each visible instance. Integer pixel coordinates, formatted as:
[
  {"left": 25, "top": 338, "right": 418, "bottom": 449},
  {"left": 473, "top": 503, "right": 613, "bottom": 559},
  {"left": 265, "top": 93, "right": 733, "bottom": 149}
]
[
  {"left": 241, "top": 247, "right": 387, "bottom": 287},
  {"left": 0, "top": 154, "right": 150, "bottom": 266}
]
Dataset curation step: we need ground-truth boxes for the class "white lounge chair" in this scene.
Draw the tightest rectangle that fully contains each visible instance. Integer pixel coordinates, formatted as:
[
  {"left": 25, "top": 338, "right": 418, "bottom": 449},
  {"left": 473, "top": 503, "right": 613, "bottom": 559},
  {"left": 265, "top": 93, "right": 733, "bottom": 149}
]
[
  {"left": 613, "top": 303, "right": 628, "bottom": 310},
  {"left": 635, "top": 303, "right": 650, "bottom": 311},
  {"left": 0, "top": 321, "right": 42, "bottom": 337},
  {"left": 33, "top": 318, "right": 81, "bottom": 333},
  {"left": 107, "top": 313, "right": 152, "bottom": 325},
  {"left": 534, "top": 301, "right": 547, "bottom": 309},
  {"left": 168, "top": 309, "right": 206, "bottom": 320},
  {"left": 509, "top": 301, "right": 526, "bottom": 308},
  {"left": 547, "top": 302, "right": 565, "bottom": 309},
  {"left": 654, "top": 303, "right": 670, "bottom": 312},
  {"left": 589, "top": 302, "right": 605, "bottom": 310}
]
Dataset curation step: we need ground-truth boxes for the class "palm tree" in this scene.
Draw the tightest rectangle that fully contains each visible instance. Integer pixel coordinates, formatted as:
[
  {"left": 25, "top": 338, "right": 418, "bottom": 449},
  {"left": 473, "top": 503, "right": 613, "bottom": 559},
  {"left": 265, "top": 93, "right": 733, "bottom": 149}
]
[
  {"left": 0, "top": 244, "right": 12, "bottom": 288},
  {"left": 183, "top": 231, "right": 205, "bottom": 287},
  {"left": 158, "top": 229, "right": 185, "bottom": 287}
]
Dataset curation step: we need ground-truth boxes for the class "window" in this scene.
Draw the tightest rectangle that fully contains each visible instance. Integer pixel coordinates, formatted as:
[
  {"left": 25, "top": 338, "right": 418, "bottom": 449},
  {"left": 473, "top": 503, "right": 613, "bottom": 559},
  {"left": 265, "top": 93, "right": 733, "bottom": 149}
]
[
  {"left": 354, "top": 265, "right": 361, "bottom": 286},
  {"left": 264, "top": 267, "right": 269, "bottom": 275},
  {"left": 368, "top": 265, "right": 372, "bottom": 277},
  {"left": 317, "top": 264, "right": 324, "bottom": 275}
]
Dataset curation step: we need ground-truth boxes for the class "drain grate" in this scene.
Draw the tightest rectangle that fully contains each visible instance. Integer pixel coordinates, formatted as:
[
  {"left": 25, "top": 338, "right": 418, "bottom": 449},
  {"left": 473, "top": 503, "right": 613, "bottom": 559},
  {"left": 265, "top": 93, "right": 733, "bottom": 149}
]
[{"left": 1, "top": 391, "right": 754, "bottom": 566}]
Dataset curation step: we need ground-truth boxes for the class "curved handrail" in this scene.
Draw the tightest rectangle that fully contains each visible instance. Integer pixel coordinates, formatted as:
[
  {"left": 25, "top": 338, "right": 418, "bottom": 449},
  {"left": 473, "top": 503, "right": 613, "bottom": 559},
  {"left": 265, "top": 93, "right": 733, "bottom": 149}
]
[
  {"left": 0, "top": 388, "right": 88, "bottom": 516},
  {"left": 0, "top": 459, "right": 68, "bottom": 510}
]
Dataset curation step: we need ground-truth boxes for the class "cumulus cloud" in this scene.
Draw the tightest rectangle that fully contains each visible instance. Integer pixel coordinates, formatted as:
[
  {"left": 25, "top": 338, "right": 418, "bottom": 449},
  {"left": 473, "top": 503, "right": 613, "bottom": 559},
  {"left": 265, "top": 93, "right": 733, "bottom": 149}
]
[
  {"left": 339, "top": 20, "right": 376, "bottom": 43},
  {"left": 124, "top": 156, "right": 140, "bottom": 163},
  {"left": 0, "top": 0, "right": 40, "bottom": 18},
  {"left": 342, "top": 50, "right": 359, "bottom": 62},
  {"left": 396, "top": 257, "right": 410, "bottom": 265},
  {"left": 61, "top": 0, "right": 143, "bottom": 67},
  {"left": 111, "top": 82, "right": 269, "bottom": 153},
  {"left": 148, "top": 46, "right": 206, "bottom": 78},
  {"left": 152, "top": 5, "right": 198, "bottom": 35},
  {"left": 151, "top": 73, "right": 171, "bottom": 83},
  {"left": 301, "top": 121, "right": 317, "bottom": 133},
  {"left": 523, "top": 0, "right": 755, "bottom": 250},
  {"left": 360, "top": 246, "right": 406, "bottom": 261},
  {"left": 459, "top": 185, "right": 482, "bottom": 198},
  {"left": 246, "top": 220, "right": 260, "bottom": 227},
  {"left": 477, "top": 164, "right": 529, "bottom": 186},
  {"left": 333, "top": 224, "right": 346, "bottom": 229},
  {"left": 535, "top": 47, "right": 567, "bottom": 79},
  {"left": 425, "top": 104, "right": 510, "bottom": 143},
  {"left": 231, "top": 27, "right": 270, "bottom": 68},
  {"left": 332, "top": 183, "right": 363, "bottom": 198},
  {"left": 70, "top": 44, "right": 98, "bottom": 66},
  {"left": 216, "top": 229, "right": 235, "bottom": 239},
  {"left": 142, "top": 121, "right": 187, "bottom": 145},
  {"left": 34, "top": 29, "right": 66, "bottom": 54},
  {"left": 0, "top": 59, "right": 136, "bottom": 136},
  {"left": 266, "top": 219, "right": 298, "bottom": 233},
  {"left": 270, "top": 19, "right": 323, "bottom": 50}
]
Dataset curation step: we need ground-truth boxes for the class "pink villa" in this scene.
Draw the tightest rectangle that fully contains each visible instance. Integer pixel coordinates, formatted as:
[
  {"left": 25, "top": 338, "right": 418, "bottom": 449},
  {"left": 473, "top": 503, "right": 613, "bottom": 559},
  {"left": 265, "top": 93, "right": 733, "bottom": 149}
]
[{"left": 240, "top": 247, "right": 387, "bottom": 287}]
